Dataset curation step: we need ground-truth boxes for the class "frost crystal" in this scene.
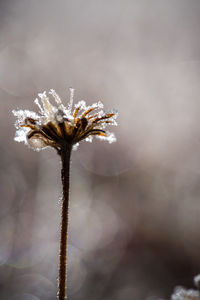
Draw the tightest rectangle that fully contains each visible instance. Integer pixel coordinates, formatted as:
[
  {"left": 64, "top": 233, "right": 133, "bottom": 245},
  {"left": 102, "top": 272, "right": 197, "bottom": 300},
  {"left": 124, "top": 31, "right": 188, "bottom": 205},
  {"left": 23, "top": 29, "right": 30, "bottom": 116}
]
[{"left": 12, "top": 88, "right": 118, "bottom": 153}]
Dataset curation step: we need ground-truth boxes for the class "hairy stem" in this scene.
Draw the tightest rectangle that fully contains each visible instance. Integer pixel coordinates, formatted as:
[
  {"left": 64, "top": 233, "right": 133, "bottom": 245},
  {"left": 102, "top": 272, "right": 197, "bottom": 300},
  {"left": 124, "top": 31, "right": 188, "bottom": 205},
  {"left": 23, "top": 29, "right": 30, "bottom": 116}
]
[{"left": 58, "top": 144, "right": 72, "bottom": 300}]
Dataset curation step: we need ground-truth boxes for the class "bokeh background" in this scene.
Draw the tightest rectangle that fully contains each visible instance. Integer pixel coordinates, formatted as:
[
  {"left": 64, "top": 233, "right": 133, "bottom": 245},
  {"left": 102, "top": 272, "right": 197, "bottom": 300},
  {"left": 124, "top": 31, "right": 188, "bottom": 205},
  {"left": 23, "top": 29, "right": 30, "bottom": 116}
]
[{"left": 1, "top": 0, "right": 200, "bottom": 299}]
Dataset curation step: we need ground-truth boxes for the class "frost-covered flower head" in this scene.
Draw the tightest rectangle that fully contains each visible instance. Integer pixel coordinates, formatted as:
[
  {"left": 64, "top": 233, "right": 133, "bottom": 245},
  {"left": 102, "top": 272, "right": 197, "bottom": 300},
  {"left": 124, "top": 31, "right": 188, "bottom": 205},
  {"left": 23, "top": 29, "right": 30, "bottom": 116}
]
[{"left": 13, "top": 88, "right": 118, "bottom": 153}]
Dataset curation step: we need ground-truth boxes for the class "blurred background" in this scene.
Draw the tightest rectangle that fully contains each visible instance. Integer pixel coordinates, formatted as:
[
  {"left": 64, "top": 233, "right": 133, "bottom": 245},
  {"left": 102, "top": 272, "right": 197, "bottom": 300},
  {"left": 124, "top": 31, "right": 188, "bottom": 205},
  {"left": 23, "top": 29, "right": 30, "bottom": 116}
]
[{"left": 1, "top": 0, "right": 200, "bottom": 299}]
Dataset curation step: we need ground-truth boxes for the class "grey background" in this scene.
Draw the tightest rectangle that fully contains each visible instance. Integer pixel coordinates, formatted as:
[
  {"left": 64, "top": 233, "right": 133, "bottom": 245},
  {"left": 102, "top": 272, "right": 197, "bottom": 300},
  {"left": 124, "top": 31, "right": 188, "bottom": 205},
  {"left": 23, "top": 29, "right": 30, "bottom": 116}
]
[{"left": 1, "top": 0, "right": 200, "bottom": 299}]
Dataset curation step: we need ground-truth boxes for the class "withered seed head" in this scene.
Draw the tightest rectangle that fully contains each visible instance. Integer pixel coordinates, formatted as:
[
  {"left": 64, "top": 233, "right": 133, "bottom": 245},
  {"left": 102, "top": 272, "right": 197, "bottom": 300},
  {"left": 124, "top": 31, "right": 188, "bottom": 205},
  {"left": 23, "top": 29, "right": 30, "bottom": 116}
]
[{"left": 13, "top": 88, "right": 118, "bottom": 153}]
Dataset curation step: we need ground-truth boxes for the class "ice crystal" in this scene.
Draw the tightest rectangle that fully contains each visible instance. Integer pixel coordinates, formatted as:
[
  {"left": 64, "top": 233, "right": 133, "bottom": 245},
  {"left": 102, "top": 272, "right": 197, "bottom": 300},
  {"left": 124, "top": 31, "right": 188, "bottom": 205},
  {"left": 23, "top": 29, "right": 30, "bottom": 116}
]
[{"left": 12, "top": 88, "right": 118, "bottom": 153}]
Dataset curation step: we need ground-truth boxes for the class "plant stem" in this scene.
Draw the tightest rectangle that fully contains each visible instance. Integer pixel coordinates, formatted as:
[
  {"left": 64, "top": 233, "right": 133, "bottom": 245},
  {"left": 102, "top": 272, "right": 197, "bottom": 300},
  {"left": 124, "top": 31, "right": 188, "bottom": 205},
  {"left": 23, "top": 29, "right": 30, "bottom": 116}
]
[{"left": 58, "top": 144, "right": 72, "bottom": 300}]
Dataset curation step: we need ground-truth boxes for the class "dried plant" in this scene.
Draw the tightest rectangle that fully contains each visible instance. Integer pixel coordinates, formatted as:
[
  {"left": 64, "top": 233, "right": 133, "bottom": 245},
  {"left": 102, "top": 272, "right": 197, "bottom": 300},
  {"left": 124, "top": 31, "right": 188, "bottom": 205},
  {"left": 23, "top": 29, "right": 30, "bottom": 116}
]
[
  {"left": 170, "top": 274, "right": 200, "bottom": 300},
  {"left": 12, "top": 88, "right": 118, "bottom": 300}
]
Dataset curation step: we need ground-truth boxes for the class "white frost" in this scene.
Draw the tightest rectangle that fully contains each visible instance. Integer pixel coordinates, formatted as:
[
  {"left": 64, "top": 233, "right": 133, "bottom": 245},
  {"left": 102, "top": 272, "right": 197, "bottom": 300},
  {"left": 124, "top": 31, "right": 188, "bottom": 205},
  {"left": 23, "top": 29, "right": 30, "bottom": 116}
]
[{"left": 96, "top": 132, "right": 116, "bottom": 144}]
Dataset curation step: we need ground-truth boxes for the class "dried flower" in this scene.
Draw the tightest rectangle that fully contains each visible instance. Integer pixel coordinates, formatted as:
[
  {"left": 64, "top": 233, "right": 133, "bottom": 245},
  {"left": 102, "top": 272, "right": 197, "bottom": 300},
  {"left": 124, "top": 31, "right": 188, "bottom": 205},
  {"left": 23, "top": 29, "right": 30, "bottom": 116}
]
[
  {"left": 12, "top": 87, "right": 118, "bottom": 300},
  {"left": 13, "top": 88, "right": 118, "bottom": 154}
]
